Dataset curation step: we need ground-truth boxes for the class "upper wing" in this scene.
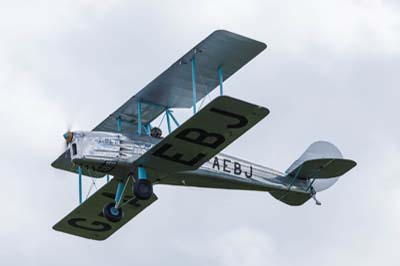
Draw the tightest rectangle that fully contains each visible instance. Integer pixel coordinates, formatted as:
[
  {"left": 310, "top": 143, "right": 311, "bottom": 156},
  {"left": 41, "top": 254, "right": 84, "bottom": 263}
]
[
  {"left": 93, "top": 30, "right": 266, "bottom": 135},
  {"left": 135, "top": 96, "right": 269, "bottom": 174},
  {"left": 53, "top": 178, "right": 157, "bottom": 240}
]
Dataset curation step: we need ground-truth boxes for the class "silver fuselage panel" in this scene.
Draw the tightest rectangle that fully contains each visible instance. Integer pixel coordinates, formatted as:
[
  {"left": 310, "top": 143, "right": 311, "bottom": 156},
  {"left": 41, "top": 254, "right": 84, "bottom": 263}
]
[{"left": 68, "top": 131, "right": 310, "bottom": 194}]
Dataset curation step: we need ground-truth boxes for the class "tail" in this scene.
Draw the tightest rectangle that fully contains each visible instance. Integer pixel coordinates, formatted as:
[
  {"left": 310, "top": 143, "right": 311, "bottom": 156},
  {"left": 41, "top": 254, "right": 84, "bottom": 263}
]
[{"left": 270, "top": 141, "right": 356, "bottom": 206}]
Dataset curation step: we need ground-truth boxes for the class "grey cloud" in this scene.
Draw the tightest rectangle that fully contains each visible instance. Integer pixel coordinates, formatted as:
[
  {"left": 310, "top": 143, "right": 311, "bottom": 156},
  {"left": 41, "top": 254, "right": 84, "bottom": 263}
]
[{"left": 0, "top": 1, "right": 399, "bottom": 265}]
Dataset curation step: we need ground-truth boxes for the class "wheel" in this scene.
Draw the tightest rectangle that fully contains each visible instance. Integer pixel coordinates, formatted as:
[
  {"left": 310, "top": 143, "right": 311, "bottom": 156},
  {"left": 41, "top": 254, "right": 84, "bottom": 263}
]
[
  {"left": 103, "top": 202, "right": 123, "bottom": 222},
  {"left": 133, "top": 179, "right": 153, "bottom": 200}
]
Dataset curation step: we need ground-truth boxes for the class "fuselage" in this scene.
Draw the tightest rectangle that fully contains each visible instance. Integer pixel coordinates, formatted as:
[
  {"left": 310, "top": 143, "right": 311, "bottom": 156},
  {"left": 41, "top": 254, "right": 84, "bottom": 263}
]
[{"left": 68, "top": 131, "right": 312, "bottom": 194}]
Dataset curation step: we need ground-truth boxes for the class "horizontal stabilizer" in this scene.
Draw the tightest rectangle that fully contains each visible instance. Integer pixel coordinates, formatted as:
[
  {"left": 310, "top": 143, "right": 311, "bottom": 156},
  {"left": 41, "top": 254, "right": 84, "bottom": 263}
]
[
  {"left": 269, "top": 191, "right": 311, "bottom": 206},
  {"left": 287, "top": 158, "right": 356, "bottom": 179},
  {"left": 286, "top": 141, "right": 356, "bottom": 179},
  {"left": 53, "top": 178, "right": 157, "bottom": 240}
]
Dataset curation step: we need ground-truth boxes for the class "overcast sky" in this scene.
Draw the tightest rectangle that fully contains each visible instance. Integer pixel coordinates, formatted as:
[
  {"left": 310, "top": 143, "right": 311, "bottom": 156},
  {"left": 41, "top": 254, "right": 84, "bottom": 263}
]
[{"left": 1, "top": 1, "right": 399, "bottom": 265}]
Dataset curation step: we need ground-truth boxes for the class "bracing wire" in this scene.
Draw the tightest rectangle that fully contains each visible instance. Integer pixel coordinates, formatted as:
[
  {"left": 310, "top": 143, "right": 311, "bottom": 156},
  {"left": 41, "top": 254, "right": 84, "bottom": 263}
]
[
  {"left": 84, "top": 169, "right": 99, "bottom": 200},
  {"left": 157, "top": 112, "right": 166, "bottom": 128}
]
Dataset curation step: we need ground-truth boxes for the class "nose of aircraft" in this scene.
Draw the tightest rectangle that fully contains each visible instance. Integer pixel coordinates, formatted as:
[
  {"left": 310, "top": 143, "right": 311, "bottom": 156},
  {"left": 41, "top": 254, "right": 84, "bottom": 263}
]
[{"left": 63, "top": 131, "right": 73, "bottom": 144}]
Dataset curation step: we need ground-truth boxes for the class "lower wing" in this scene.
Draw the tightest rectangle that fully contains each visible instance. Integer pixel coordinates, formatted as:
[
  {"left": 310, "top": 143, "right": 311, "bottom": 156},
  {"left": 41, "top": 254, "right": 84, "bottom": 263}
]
[{"left": 53, "top": 178, "right": 157, "bottom": 240}]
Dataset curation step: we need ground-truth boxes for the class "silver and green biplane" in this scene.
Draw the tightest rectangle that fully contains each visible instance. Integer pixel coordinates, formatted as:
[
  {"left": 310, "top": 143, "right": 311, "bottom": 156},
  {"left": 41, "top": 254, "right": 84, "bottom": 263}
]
[{"left": 52, "top": 30, "right": 356, "bottom": 240}]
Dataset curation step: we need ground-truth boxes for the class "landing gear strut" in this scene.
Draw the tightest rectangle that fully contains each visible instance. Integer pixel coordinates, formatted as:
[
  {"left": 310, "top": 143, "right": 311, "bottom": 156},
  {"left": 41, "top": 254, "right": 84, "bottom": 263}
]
[{"left": 102, "top": 167, "right": 153, "bottom": 222}]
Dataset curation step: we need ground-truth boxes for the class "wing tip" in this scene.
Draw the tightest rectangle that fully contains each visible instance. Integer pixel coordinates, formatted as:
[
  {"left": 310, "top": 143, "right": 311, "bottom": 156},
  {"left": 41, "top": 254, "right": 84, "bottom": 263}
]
[
  {"left": 212, "top": 29, "right": 267, "bottom": 51},
  {"left": 52, "top": 224, "right": 109, "bottom": 241},
  {"left": 344, "top": 158, "right": 357, "bottom": 170},
  {"left": 260, "top": 106, "right": 270, "bottom": 117},
  {"left": 213, "top": 95, "right": 270, "bottom": 117}
]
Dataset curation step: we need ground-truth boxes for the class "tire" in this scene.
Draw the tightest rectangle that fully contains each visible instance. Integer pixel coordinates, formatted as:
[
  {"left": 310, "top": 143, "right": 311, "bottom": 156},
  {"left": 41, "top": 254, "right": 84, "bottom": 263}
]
[
  {"left": 133, "top": 179, "right": 153, "bottom": 200},
  {"left": 103, "top": 202, "right": 123, "bottom": 223}
]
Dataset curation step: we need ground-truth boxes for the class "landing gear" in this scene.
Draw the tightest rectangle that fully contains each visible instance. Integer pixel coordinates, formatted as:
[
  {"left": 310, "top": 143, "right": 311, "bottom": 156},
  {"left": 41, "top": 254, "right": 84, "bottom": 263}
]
[
  {"left": 133, "top": 166, "right": 153, "bottom": 200},
  {"left": 313, "top": 194, "right": 322, "bottom": 206},
  {"left": 102, "top": 167, "right": 152, "bottom": 221},
  {"left": 133, "top": 179, "right": 153, "bottom": 200},
  {"left": 103, "top": 202, "right": 123, "bottom": 222},
  {"left": 310, "top": 187, "right": 322, "bottom": 206},
  {"left": 103, "top": 179, "right": 127, "bottom": 222}
]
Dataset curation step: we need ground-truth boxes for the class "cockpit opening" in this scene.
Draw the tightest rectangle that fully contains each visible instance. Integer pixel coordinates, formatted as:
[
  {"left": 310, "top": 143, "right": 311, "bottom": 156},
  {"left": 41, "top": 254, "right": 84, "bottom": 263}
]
[{"left": 150, "top": 127, "right": 162, "bottom": 139}]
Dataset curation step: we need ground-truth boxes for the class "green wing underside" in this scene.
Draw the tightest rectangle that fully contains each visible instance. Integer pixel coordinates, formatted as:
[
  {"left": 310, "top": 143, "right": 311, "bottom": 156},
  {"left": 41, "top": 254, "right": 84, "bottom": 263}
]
[
  {"left": 135, "top": 96, "right": 269, "bottom": 174},
  {"left": 287, "top": 158, "right": 357, "bottom": 179},
  {"left": 51, "top": 150, "right": 105, "bottom": 178}
]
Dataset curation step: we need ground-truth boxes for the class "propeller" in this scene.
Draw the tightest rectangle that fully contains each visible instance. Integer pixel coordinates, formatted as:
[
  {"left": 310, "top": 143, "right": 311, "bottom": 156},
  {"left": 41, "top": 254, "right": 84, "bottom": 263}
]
[
  {"left": 62, "top": 122, "right": 74, "bottom": 146},
  {"left": 62, "top": 130, "right": 73, "bottom": 159},
  {"left": 60, "top": 122, "right": 74, "bottom": 158},
  {"left": 63, "top": 131, "right": 74, "bottom": 147}
]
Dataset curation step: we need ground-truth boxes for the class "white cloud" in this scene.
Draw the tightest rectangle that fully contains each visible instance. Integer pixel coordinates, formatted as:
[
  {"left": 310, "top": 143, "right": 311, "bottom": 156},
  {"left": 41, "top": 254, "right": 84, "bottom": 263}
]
[{"left": 212, "top": 227, "right": 278, "bottom": 266}]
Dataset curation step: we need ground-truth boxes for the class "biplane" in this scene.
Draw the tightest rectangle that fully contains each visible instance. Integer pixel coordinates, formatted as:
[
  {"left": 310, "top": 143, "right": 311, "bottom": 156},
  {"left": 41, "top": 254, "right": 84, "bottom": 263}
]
[{"left": 52, "top": 30, "right": 356, "bottom": 240}]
